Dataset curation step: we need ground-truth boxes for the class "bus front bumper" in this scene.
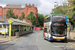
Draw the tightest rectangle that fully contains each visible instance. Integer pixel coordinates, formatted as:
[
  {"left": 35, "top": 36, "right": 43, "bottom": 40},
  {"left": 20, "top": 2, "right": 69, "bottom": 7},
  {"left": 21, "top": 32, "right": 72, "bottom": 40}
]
[{"left": 49, "top": 36, "right": 67, "bottom": 41}]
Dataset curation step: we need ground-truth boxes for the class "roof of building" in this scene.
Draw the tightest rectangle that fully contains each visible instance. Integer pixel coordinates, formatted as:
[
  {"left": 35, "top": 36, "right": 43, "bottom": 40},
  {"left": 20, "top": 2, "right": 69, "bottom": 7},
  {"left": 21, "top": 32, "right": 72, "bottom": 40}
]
[
  {"left": 0, "top": 18, "right": 7, "bottom": 23},
  {"left": 22, "top": 18, "right": 32, "bottom": 25},
  {"left": 4, "top": 18, "right": 32, "bottom": 26},
  {"left": 4, "top": 4, "right": 22, "bottom": 8}
]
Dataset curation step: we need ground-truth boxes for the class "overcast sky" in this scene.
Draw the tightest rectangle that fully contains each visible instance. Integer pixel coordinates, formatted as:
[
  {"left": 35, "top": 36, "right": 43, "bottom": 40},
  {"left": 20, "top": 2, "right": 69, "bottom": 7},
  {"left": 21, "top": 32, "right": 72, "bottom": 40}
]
[{"left": 0, "top": 0, "right": 66, "bottom": 16}]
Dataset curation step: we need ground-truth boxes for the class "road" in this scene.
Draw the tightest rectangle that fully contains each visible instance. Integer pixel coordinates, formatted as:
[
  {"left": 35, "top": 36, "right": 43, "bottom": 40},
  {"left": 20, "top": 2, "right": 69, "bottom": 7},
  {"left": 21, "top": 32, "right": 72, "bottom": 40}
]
[{"left": 0, "top": 30, "right": 75, "bottom": 50}]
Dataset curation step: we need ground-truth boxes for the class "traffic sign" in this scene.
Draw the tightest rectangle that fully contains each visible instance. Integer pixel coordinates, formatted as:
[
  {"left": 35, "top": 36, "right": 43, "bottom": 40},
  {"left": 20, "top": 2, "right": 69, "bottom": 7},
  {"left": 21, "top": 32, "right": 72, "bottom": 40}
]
[{"left": 8, "top": 19, "right": 13, "bottom": 24}]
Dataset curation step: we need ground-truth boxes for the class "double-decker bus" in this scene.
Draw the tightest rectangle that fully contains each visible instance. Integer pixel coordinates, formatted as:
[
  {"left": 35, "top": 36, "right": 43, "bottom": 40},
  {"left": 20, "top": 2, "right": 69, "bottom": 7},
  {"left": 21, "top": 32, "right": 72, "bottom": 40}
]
[{"left": 43, "top": 15, "right": 67, "bottom": 42}]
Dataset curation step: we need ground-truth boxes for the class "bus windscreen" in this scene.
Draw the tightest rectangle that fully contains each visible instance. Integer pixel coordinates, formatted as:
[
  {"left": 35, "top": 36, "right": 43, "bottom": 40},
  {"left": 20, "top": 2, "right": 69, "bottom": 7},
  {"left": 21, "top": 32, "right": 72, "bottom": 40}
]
[{"left": 52, "top": 16, "right": 66, "bottom": 22}]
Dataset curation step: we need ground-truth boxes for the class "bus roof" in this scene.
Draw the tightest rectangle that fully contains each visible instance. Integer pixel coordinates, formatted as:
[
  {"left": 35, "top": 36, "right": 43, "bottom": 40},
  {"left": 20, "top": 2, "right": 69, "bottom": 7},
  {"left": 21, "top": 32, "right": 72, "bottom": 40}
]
[
  {"left": 49, "top": 14, "right": 67, "bottom": 23},
  {"left": 49, "top": 14, "right": 67, "bottom": 17}
]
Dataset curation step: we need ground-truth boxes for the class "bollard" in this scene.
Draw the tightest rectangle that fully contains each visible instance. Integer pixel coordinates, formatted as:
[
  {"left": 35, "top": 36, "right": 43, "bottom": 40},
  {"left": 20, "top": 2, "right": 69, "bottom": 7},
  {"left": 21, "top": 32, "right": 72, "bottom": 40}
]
[
  {"left": 16, "top": 32, "right": 19, "bottom": 38},
  {"left": 68, "top": 28, "right": 70, "bottom": 39}
]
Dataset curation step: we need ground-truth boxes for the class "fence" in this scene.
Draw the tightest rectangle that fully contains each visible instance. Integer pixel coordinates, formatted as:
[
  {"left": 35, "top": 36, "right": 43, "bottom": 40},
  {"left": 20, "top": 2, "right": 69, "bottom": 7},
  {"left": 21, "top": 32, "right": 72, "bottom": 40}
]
[{"left": 34, "top": 27, "right": 41, "bottom": 31}]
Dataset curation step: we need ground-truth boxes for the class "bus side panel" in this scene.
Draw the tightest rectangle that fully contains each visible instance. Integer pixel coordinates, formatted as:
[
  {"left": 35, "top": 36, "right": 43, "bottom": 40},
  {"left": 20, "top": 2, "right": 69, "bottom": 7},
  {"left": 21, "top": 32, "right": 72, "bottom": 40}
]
[
  {"left": 43, "top": 29, "right": 46, "bottom": 37},
  {"left": 43, "top": 22, "right": 51, "bottom": 39},
  {"left": 43, "top": 23, "right": 46, "bottom": 37}
]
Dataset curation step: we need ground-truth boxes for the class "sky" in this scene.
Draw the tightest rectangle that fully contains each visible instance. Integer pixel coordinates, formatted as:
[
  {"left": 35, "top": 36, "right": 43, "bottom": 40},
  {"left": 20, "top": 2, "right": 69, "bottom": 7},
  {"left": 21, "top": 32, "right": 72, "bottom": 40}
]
[{"left": 0, "top": 0, "right": 66, "bottom": 16}]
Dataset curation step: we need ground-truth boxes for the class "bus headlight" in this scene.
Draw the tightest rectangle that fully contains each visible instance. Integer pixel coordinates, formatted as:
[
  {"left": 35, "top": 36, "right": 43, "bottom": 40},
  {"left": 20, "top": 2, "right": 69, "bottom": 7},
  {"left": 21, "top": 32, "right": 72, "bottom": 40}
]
[{"left": 53, "top": 23, "right": 64, "bottom": 26}]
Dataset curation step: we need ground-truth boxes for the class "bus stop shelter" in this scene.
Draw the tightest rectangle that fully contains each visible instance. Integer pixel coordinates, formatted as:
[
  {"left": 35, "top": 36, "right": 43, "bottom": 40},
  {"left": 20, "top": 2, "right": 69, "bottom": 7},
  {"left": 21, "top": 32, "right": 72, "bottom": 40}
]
[{"left": 3, "top": 18, "right": 32, "bottom": 36}]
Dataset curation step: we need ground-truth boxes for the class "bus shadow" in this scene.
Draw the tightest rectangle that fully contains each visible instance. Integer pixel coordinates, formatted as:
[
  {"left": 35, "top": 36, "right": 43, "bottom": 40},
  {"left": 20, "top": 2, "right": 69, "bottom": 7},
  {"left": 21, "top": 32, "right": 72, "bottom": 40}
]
[
  {"left": 50, "top": 39, "right": 75, "bottom": 43},
  {"left": 50, "top": 41, "right": 66, "bottom": 43},
  {"left": 67, "top": 39, "right": 75, "bottom": 42}
]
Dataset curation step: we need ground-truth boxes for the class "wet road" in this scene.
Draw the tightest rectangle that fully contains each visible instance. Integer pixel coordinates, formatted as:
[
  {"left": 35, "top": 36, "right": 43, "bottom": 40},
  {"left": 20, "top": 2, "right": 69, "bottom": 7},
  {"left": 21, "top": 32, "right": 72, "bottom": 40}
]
[{"left": 0, "top": 30, "right": 75, "bottom": 50}]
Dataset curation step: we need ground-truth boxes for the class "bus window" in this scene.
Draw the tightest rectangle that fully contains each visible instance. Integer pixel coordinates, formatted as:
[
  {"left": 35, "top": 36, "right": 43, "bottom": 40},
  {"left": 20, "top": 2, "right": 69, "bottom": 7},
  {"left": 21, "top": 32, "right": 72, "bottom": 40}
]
[
  {"left": 44, "top": 28, "right": 47, "bottom": 32},
  {"left": 44, "top": 17, "right": 51, "bottom": 22},
  {"left": 52, "top": 16, "right": 66, "bottom": 22}
]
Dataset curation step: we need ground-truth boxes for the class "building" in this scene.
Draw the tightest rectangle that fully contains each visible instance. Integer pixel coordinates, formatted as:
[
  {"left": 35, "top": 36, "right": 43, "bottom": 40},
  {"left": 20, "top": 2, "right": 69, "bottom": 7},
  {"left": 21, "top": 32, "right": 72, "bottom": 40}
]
[
  {"left": 0, "top": 4, "right": 38, "bottom": 18},
  {"left": 0, "top": 18, "right": 32, "bottom": 36}
]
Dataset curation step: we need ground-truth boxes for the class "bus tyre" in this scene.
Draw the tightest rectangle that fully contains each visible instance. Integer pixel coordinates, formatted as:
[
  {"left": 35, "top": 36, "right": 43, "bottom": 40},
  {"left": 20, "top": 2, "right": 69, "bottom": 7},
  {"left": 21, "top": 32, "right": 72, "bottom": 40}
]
[
  {"left": 44, "top": 38, "right": 46, "bottom": 40},
  {"left": 64, "top": 40, "right": 67, "bottom": 43},
  {"left": 48, "top": 38, "right": 52, "bottom": 42},
  {"left": 44, "top": 37, "right": 46, "bottom": 40},
  {"left": 65, "top": 40, "right": 68, "bottom": 43},
  {"left": 47, "top": 38, "right": 50, "bottom": 41},
  {"left": 49, "top": 40, "right": 52, "bottom": 42}
]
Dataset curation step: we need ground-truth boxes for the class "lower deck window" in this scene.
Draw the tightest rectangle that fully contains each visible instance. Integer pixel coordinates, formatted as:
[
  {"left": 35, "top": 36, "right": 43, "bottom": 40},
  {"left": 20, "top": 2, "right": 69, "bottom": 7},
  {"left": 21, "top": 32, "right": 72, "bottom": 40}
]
[{"left": 44, "top": 28, "right": 47, "bottom": 32}]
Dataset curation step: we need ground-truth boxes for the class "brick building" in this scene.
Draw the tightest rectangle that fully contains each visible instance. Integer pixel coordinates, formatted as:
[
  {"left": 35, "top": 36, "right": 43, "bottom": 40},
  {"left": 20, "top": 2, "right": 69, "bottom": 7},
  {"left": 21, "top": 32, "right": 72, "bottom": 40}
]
[{"left": 0, "top": 4, "right": 38, "bottom": 18}]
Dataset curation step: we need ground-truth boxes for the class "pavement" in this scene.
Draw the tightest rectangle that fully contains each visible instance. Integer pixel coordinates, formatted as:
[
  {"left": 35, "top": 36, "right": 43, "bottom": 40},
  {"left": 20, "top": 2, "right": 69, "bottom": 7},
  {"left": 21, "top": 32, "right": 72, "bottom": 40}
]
[
  {"left": 0, "top": 30, "right": 36, "bottom": 43},
  {"left": 66, "top": 39, "right": 75, "bottom": 48},
  {"left": 69, "top": 31, "right": 75, "bottom": 39},
  {"left": 0, "top": 36, "right": 17, "bottom": 43},
  {"left": 66, "top": 30, "right": 75, "bottom": 47}
]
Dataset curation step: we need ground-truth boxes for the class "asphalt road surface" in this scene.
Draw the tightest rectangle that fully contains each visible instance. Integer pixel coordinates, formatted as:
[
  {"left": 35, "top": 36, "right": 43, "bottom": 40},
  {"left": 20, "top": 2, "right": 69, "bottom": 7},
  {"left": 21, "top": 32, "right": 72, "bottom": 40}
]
[{"left": 0, "top": 30, "right": 75, "bottom": 50}]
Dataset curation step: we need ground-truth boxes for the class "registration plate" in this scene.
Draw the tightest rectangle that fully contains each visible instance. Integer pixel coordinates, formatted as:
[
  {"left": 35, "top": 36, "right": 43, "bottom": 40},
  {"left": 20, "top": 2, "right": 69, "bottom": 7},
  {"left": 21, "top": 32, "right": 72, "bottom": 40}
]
[{"left": 57, "top": 39, "right": 61, "bottom": 41}]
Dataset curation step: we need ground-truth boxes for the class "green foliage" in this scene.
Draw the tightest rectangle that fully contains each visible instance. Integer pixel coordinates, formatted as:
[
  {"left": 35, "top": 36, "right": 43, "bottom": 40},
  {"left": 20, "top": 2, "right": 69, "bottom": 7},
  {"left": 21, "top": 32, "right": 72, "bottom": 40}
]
[
  {"left": 38, "top": 13, "right": 44, "bottom": 27},
  {"left": 45, "top": 15, "right": 48, "bottom": 17},
  {"left": 68, "top": 0, "right": 75, "bottom": 23},
  {"left": 6, "top": 9, "right": 14, "bottom": 18},
  {"left": 26, "top": 11, "right": 44, "bottom": 27},
  {"left": 6, "top": 9, "right": 18, "bottom": 19},
  {"left": 26, "top": 11, "right": 36, "bottom": 25},
  {"left": 72, "top": 0, "right": 75, "bottom": 5},
  {"left": 19, "top": 12, "right": 25, "bottom": 20},
  {"left": 15, "top": 15, "right": 18, "bottom": 19},
  {"left": 51, "top": 1, "right": 68, "bottom": 15},
  {"left": 35, "top": 19, "right": 40, "bottom": 27}
]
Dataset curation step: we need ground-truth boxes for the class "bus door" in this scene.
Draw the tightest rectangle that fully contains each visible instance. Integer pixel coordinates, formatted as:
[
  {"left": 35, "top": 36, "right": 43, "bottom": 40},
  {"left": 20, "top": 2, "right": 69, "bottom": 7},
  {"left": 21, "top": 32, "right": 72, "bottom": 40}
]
[{"left": 43, "top": 16, "right": 51, "bottom": 38}]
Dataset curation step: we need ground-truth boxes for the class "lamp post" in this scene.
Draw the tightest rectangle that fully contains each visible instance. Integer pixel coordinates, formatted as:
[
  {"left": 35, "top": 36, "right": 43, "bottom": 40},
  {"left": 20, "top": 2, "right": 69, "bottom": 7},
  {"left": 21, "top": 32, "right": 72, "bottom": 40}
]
[
  {"left": 54, "top": 0, "right": 63, "bottom": 14},
  {"left": 55, "top": 0, "right": 63, "bottom": 6},
  {"left": 54, "top": 2, "right": 58, "bottom": 8}
]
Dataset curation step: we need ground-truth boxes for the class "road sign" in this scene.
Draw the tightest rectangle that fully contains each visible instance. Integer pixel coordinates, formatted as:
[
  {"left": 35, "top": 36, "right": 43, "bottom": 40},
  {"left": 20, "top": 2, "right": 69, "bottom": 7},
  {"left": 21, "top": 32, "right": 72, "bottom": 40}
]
[{"left": 8, "top": 19, "right": 13, "bottom": 24}]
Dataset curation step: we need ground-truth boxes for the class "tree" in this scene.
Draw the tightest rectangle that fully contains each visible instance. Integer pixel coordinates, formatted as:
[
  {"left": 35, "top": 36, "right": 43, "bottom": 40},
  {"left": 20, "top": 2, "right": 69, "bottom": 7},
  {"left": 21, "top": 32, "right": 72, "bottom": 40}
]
[
  {"left": 26, "top": 12, "right": 44, "bottom": 27},
  {"left": 67, "top": 0, "right": 75, "bottom": 24},
  {"left": 15, "top": 15, "right": 18, "bottom": 19},
  {"left": 35, "top": 19, "right": 40, "bottom": 27},
  {"left": 19, "top": 12, "right": 25, "bottom": 20},
  {"left": 6, "top": 9, "right": 18, "bottom": 19},
  {"left": 38, "top": 13, "right": 44, "bottom": 27},
  {"left": 44, "top": 15, "right": 49, "bottom": 18},
  {"left": 26, "top": 11, "right": 36, "bottom": 25},
  {"left": 6, "top": 9, "right": 14, "bottom": 18},
  {"left": 51, "top": 1, "right": 68, "bottom": 15}
]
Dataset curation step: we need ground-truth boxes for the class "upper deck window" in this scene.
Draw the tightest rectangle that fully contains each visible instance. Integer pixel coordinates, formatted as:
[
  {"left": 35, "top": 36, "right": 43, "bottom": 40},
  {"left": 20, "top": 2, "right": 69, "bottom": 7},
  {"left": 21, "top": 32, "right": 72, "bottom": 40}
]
[
  {"left": 44, "top": 17, "right": 50, "bottom": 22},
  {"left": 52, "top": 16, "right": 66, "bottom": 22}
]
